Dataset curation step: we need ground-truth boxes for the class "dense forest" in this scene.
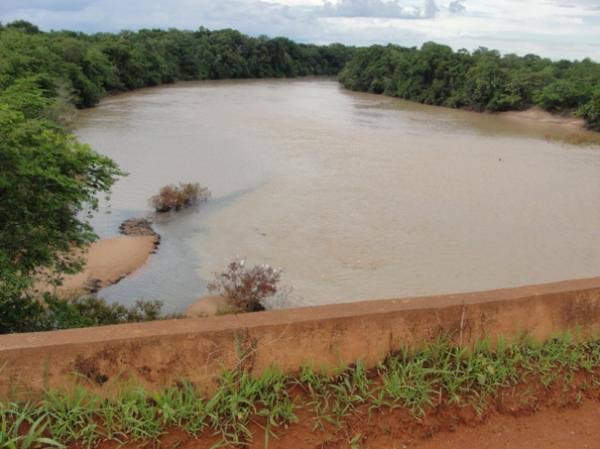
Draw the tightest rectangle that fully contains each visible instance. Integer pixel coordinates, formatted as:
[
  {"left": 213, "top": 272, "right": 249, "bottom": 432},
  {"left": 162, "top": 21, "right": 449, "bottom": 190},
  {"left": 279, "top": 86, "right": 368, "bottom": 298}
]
[
  {"left": 0, "top": 20, "right": 354, "bottom": 109},
  {"left": 339, "top": 42, "right": 600, "bottom": 130}
]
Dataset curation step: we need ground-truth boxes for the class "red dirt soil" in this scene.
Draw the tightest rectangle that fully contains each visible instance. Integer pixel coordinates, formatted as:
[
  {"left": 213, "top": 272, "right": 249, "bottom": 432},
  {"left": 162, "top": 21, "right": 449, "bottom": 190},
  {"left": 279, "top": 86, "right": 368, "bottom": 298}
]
[
  {"left": 409, "top": 401, "right": 600, "bottom": 449},
  {"left": 91, "top": 395, "right": 600, "bottom": 449},
  {"left": 86, "top": 372, "right": 600, "bottom": 449}
]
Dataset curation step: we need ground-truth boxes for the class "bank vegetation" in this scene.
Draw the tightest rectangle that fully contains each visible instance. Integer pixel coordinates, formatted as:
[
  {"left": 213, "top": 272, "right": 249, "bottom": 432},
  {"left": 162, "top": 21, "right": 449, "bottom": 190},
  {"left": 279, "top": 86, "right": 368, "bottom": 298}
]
[{"left": 339, "top": 42, "right": 600, "bottom": 130}]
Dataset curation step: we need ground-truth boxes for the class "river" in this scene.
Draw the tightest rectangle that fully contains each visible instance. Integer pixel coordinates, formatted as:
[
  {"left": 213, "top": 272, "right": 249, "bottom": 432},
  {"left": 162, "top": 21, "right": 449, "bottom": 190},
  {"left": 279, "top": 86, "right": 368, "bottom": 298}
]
[{"left": 75, "top": 78, "right": 600, "bottom": 313}]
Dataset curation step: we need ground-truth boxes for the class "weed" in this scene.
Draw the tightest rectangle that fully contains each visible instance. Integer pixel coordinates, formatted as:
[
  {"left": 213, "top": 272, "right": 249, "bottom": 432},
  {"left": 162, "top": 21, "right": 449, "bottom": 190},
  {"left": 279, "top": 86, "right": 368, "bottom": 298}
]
[
  {"left": 0, "top": 402, "right": 63, "bottom": 449},
  {"left": 0, "top": 336, "right": 598, "bottom": 448},
  {"left": 40, "top": 388, "right": 100, "bottom": 447}
]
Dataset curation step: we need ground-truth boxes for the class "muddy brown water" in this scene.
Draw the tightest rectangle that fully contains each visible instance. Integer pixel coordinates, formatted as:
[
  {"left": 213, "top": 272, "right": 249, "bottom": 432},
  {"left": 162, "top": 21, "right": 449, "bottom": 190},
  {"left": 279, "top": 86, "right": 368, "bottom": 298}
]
[{"left": 74, "top": 78, "right": 600, "bottom": 313}]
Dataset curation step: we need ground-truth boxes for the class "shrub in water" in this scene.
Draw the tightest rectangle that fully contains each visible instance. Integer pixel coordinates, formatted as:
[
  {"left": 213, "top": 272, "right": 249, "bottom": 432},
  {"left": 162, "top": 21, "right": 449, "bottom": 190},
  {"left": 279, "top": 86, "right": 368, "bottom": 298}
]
[
  {"left": 149, "top": 182, "right": 210, "bottom": 213},
  {"left": 208, "top": 258, "right": 282, "bottom": 312}
]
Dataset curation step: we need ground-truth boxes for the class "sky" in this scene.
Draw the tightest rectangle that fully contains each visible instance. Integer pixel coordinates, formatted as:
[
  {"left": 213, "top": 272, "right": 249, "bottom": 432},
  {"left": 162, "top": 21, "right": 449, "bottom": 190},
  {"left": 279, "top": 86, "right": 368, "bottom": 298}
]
[{"left": 1, "top": 0, "right": 599, "bottom": 60}]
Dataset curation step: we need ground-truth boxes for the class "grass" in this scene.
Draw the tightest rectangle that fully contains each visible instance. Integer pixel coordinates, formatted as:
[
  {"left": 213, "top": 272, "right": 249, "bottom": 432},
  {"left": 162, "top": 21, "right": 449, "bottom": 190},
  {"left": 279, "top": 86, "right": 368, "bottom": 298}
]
[
  {"left": 298, "top": 361, "right": 373, "bottom": 429},
  {"left": 1, "top": 335, "right": 599, "bottom": 449}
]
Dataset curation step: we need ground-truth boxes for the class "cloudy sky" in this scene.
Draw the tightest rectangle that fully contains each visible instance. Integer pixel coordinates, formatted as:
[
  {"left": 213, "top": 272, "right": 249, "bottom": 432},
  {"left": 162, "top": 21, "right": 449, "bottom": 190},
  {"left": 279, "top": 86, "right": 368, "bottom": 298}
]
[{"left": 1, "top": 0, "right": 599, "bottom": 60}]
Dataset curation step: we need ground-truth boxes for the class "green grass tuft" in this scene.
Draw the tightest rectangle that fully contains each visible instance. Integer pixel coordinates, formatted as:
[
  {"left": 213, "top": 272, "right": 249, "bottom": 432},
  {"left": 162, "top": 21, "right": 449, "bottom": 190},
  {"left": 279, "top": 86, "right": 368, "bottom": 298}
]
[{"left": 0, "top": 335, "right": 598, "bottom": 448}]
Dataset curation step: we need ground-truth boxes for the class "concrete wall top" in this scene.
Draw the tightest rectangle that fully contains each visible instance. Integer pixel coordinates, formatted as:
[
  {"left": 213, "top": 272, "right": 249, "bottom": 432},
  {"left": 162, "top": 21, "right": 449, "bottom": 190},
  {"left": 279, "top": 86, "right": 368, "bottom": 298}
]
[{"left": 1, "top": 277, "right": 599, "bottom": 398}]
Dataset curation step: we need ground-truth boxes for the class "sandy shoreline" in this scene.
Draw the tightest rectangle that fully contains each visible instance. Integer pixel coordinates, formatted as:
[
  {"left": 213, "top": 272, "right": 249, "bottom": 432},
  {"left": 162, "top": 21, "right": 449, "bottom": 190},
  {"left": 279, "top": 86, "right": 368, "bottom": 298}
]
[
  {"left": 498, "top": 106, "right": 586, "bottom": 129},
  {"left": 42, "top": 236, "right": 158, "bottom": 299}
]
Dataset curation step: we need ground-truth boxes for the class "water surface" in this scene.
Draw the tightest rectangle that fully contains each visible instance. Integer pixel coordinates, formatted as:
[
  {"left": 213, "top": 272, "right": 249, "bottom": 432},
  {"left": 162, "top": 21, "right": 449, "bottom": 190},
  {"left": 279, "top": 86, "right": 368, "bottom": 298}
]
[{"left": 75, "top": 79, "right": 600, "bottom": 312}]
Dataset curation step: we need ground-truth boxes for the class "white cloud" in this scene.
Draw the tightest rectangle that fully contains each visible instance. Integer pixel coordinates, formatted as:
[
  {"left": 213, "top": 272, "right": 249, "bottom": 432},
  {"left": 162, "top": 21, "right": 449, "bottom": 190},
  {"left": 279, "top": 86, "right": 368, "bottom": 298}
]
[
  {"left": 321, "top": 0, "right": 437, "bottom": 19},
  {"left": 1, "top": 0, "right": 599, "bottom": 60}
]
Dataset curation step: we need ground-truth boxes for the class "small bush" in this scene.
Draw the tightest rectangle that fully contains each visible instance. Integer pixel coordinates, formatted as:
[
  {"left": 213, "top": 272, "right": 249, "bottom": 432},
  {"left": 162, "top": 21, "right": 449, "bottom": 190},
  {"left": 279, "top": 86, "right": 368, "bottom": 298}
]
[
  {"left": 43, "top": 296, "right": 172, "bottom": 330},
  {"left": 149, "top": 182, "right": 210, "bottom": 213},
  {"left": 208, "top": 258, "right": 282, "bottom": 312},
  {"left": 0, "top": 271, "right": 48, "bottom": 334},
  {"left": 0, "top": 296, "right": 176, "bottom": 334}
]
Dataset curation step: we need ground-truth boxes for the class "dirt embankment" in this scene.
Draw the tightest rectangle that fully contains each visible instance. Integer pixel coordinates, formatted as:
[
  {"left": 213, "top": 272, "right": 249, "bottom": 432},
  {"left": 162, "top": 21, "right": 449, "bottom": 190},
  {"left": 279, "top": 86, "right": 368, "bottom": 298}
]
[{"left": 88, "top": 372, "right": 600, "bottom": 449}]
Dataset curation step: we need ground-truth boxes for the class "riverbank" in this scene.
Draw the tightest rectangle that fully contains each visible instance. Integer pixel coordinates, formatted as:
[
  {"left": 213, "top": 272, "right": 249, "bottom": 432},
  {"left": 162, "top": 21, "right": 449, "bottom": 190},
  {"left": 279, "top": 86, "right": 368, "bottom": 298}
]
[
  {"left": 43, "top": 236, "right": 158, "bottom": 299},
  {"left": 498, "top": 106, "right": 587, "bottom": 129},
  {"left": 498, "top": 107, "right": 600, "bottom": 145}
]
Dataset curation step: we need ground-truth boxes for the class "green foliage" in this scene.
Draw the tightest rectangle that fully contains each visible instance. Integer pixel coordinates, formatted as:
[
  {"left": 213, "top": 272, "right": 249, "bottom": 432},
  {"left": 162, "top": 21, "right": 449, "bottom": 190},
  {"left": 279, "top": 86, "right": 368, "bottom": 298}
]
[
  {"left": 207, "top": 367, "right": 295, "bottom": 445},
  {"left": 0, "top": 269, "right": 46, "bottom": 334},
  {"left": 0, "top": 95, "right": 123, "bottom": 334},
  {"left": 5, "top": 20, "right": 40, "bottom": 35},
  {"left": 0, "top": 77, "right": 52, "bottom": 118},
  {"left": 338, "top": 45, "right": 401, "bottom": 94},
  {"left": 0, "top": 105, "right": 123, "bottom": 276},
  {"left": 1, "top": 336, "right": 598, "bottom": 448},
  {"left": 299, "top": 362, "right": 372, "bottom": 429},
  {"left": 41, "top": 389, "right": 101, "bottom": 447},
  {"left": 533, "top": 79, "right": 589, "bottom": 112},
  {"left": 43, "top": 297, "right": 168, "bottom": 330},
  {"left": 0, "top": 291, "right": 170, "bottom": 334},
  {"left": 376, "top": 349, "right": 438, "bottom": 416},
  {"left": 0, "top": 402, "right": 64, "bottom": 449},
  {"left": 581, "top": 91, "right": 600, "bottom": 131},
  {"left": 0, "top": 26, "right": 129, "bottom": 334},
  {"left": 0, "top": 25, "right": 355, "bottom": 110},
  {"left": 340, "top": 42, "right": 600, "bottom": 127}
]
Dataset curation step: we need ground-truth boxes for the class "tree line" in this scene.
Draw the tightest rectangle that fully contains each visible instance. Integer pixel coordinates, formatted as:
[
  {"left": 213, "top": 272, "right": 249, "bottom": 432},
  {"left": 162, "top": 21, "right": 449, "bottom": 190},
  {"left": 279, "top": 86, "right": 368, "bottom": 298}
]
[
  {"left": 339, "top": 42, "right": 600, "bottom": 130},
  {"left": 0, "top": 20, "right": 354, "bottom": 109}
]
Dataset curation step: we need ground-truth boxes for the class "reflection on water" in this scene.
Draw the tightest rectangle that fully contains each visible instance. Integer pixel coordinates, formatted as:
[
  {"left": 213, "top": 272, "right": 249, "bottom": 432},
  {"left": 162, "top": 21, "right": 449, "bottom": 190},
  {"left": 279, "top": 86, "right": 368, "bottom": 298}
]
[{"left": 75, "top": 79, "right": 600, "bottom": 312}]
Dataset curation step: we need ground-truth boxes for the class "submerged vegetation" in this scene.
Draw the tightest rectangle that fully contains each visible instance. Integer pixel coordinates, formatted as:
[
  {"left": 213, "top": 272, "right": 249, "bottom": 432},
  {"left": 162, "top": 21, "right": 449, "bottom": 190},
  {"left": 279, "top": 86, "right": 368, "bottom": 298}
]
[
  {"left": 149, "top": 183, "right": 210, "bottom": 213},
  {"left": 339, "top": 42, "right": 600, "bottom": 130},
  {"left": 208, "top": 258, "right": 283, "bottom": 312},
  {"left": 1, "top": 335, "right": 598, "bottom": 448}
]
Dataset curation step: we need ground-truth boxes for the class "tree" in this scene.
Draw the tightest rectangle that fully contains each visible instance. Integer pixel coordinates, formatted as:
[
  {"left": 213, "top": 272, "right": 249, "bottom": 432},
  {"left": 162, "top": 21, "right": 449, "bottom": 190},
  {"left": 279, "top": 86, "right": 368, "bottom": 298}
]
[
  {"left": 6, "top": 20, "right": 40, "bottom": 34},
  {"left": 0, "top": 101, "right": 123, "bottom": 332},
  {"left": 464, "top": 54, "right": 510, "bottom": 111},
  {"left": 533, "top": 79, "right": 589, "bottom": 112},
  {"left": 0, "top": 267, "right": 46, "bottom": 334},
  {"left": 337, "top": 40, "right": 600, "bottom": 128},
  {"left": 0, "top": 76, "right": 52, "bottom": 118},
  {"left": 580, "top": 91, "right": 600, "bottom": 131}
]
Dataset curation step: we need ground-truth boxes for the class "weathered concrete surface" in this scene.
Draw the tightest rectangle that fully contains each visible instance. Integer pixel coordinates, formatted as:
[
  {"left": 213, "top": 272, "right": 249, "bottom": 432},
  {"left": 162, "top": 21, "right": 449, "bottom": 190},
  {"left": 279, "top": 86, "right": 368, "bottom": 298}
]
[{"left": 1, "top": 277, "right": 599, "bottom": 398}]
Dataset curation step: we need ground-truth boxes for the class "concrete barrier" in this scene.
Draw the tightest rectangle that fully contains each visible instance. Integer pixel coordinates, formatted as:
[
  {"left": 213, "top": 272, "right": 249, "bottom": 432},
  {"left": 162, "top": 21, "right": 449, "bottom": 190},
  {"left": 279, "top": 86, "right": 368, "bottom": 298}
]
[{"left": 1, "top": 277, "right": 600, "bottom": 398}]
